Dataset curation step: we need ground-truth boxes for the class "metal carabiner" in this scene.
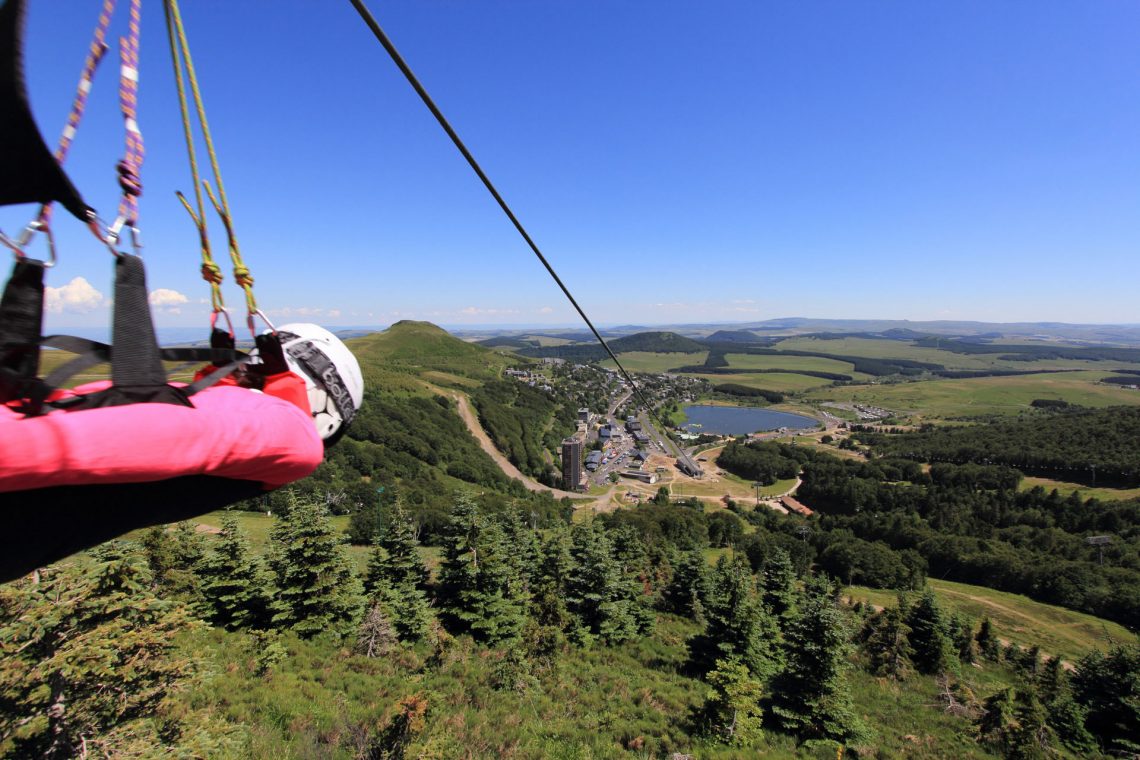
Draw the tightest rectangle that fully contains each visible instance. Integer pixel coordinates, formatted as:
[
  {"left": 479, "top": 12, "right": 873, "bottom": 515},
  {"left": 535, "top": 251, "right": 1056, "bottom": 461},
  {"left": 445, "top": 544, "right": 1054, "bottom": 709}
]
[
  {"left": 246, "top": 308, "right": 276, "bottom": 339},
  {"left": 103, "top": 214, "right": 143, "bottom": 258},
  {"left": 13, "top": 221, "right": 58, "bottom": 267},
  {"left": 210, "top": 307, "right": 236, "bottom": 338}
]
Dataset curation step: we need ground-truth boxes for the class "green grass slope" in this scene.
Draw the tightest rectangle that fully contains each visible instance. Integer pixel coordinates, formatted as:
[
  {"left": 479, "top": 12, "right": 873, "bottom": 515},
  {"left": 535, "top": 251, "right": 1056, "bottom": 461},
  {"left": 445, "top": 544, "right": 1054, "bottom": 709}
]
[{"left": 348, "top": 320, "right": 515, "bottom": 388}]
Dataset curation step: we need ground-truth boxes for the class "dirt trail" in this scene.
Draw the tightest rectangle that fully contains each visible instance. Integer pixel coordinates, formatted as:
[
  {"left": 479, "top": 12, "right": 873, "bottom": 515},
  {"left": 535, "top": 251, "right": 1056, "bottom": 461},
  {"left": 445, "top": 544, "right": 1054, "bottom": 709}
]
[{"left": 446, "top": 390, "right": 616, "bottom": 510}]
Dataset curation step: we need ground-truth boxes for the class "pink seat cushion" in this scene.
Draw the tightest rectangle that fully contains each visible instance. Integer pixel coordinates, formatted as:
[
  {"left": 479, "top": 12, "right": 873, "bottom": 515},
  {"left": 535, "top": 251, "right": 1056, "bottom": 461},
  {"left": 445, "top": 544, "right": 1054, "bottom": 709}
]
[{"left": 0, "top": 380, "right": 323, "bottom": 492}]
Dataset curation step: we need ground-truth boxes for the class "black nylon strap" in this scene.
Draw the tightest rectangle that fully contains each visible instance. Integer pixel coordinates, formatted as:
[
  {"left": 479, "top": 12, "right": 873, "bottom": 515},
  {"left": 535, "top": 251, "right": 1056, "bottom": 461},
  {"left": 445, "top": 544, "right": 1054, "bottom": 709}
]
[
  {"left": 0, "top": 259, "right": 45, "bottom": 393},
  {"left": 111, "top": 254, "right": 167, "bottom": 387}
]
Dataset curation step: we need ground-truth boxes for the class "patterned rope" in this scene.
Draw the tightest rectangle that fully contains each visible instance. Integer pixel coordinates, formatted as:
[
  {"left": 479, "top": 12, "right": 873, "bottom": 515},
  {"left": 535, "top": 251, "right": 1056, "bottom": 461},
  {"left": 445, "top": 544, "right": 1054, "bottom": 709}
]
[
  {"left": 115, "top": 0, "right": 143, "bottom": 226},
  {"left": 36, "top": 0, "right": 115, "bottom": 229}
]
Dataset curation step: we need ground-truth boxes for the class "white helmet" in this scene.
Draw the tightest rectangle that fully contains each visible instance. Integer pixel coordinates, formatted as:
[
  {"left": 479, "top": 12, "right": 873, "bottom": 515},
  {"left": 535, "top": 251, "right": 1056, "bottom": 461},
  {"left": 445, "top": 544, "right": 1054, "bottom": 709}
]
[{"left": 274, "top": 323, "right": 364, "bottom": 444}]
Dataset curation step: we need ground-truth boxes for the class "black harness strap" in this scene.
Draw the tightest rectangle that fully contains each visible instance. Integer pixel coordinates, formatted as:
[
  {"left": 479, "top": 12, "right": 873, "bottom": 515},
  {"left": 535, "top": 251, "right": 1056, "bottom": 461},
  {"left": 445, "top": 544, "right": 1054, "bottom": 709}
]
[{"left": 0, "top": 258, "right": 45, "bottom": 402}]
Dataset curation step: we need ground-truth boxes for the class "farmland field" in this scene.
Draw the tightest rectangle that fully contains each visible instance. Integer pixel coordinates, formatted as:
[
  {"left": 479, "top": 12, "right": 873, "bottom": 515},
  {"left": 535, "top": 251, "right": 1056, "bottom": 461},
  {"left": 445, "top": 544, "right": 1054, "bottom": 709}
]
[
  {"left": 680, "top": 370, "right": 834, "bottom": 393},
  {"left": 722, "top": 352, "right": 864, "bottom": 376},
  {"left": 776, "top": 336, "right": 1140, "bottom": 373},
  {"left": 807, "top": 370, "right": 1140, "bottom": 419},
  {"left": 599, "top": 350, "right": 707, "bottom": 373}
]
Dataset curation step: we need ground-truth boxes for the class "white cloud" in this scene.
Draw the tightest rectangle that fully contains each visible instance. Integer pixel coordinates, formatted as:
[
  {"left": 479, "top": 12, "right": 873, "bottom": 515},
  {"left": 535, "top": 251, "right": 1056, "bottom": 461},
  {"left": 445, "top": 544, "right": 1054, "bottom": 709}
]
[
  {"left": 45, "top": 276, "right": 105, "bottom": 314},
  {"left": 538, "top": 306, "right": 554, "bottom": 314},
  {"left": 148, "top": 288, "right": 190, "bottom": 315},
  {"left": 460, "top": 306, "right": 520, "bottom": 316}
]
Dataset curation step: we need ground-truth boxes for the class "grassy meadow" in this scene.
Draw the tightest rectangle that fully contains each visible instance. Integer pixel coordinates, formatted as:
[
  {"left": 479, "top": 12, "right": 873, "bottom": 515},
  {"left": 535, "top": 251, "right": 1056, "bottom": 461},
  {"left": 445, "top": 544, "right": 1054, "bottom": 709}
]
[
  {"left": 846, "top": 578, "right": 1135, "bottom": 662},
  {"left": 806, "top": 370, "right": 1140, "bottom": 419}
]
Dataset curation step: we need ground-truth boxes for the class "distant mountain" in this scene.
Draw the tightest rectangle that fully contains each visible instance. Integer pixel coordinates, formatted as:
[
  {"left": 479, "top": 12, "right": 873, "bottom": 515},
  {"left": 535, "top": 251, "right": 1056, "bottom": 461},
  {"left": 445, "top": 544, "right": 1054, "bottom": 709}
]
[
  {"left": 705, "top": 329, "right": 765, "bottom": 344},
  {"left": 609, "top": 331, "right": 705, "bottom": 353}
]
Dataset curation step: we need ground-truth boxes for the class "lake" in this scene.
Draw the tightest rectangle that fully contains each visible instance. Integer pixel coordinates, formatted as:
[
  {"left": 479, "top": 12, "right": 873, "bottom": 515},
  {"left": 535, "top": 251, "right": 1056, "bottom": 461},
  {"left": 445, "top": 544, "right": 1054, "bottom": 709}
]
[{"left": 681, "top": 405, "right": 818, "bottom": 436}]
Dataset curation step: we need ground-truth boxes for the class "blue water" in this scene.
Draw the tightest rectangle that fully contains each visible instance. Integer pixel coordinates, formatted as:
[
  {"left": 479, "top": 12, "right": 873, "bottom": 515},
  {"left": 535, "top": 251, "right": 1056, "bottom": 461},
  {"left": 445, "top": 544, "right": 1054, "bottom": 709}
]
[{"left": 681, "top": 405, "right": 818, "bottom": 435}]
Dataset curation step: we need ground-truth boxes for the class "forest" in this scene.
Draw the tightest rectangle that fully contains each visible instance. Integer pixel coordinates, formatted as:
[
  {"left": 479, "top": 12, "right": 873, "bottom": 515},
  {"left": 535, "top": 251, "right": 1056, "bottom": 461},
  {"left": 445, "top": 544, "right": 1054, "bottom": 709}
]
[
  {"left": 469, "top": 379, "right": 576, "bottom": 485},
  {"left": 5, "top": 491, "right": 1137, "bottom": 758},
  {"left": 859, "top": 406, "right": 1140, "bottom": 486}
]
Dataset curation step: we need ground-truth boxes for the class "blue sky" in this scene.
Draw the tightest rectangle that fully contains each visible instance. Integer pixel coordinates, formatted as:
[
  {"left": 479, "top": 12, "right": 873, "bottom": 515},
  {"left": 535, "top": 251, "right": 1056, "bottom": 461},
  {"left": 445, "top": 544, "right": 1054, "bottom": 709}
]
[{"left": 5, "top": 0, "right": 1139, "bottom": 332}]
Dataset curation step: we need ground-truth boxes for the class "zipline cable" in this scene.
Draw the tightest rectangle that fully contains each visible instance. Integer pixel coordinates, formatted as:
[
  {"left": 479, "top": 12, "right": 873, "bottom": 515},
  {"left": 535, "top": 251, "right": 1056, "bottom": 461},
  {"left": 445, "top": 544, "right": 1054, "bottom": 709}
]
[{"left": 347, "top": 0, "right": 689, "bottom": 456}]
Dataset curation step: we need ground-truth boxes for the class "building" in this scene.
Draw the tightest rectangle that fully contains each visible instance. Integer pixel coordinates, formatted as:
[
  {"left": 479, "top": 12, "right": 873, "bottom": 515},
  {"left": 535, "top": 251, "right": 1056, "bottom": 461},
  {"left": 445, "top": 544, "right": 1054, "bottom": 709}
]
[
  {"left": 625, "top": 416, "right": 641, "bottom": 432},
  {"left": 598, "top": 425, "right": 613, "bottom": 442},
  {"left": 578, "top": 407, "right": 591, "bottom": 423},
  {"left": 633, "top": 430, "right": 650, "bottom": 445},
  {"left": 585, "top": 450, "right": 603, "bottom": 472},
  {"left": 621, "top": 470, "right": 658, "bottom": 484},
  {"left": 561, "top": 437, "right": 583, "bottom": 491}
]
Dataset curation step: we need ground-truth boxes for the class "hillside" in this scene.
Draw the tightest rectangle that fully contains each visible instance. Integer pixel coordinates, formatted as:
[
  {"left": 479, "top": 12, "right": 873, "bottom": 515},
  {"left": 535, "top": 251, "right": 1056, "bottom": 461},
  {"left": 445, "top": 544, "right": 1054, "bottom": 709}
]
[{"left": 348, "top": 320, "right": 515, "bottom": 386}]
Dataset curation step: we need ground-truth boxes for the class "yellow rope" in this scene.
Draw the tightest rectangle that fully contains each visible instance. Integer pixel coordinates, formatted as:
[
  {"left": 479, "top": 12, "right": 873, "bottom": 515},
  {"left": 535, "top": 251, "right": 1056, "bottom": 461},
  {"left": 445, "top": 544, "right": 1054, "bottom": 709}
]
[{"left": 164, "top": 0, "right": 257, "bottom": 316}]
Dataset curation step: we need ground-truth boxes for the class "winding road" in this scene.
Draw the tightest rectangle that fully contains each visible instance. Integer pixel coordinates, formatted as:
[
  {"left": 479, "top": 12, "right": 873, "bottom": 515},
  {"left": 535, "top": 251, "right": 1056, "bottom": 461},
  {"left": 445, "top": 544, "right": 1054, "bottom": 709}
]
[{"left": 446, "top": 390, "right": 616, "bottom": 511}]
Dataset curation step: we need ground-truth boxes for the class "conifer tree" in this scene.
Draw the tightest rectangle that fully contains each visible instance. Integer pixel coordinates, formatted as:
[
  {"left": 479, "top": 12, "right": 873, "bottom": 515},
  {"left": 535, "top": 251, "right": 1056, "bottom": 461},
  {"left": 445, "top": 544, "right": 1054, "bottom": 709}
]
[
  {"left": 565, "top": 521, "right": 638, "bottom": 645},
  {"left": 975, "top": 617, "right": 1001, "bottom": 661},
  {"left": 498, "top": 508, "right": 541, "bottom": 596},
  {"left": 661, "top": 546, "right": 711, "bottom": 622},
  {"left": 769, "top": 575, "right": 863, "bottom": 742},
  {"left": 268, "top": 496, "right": 362, "bottom": 638},
  {"left": 197, "top": 513, "right": 276, "bottom": 630},
  {"left": 1035, "top": 656, "right": 1095, "bottom": 754},
  {"left": 760, "top": 547, "right": 798, "bottom": 630},
  {"left": 687, "top": 554, "right": 779, "bottom": 680},
  {"left": 531, "top": 529, "right": 574, "bottom": 629},
  {"left": 951, "top": 613, "right": 977, "bottom": 664},
  {"left": 977, "top": 688, "right": 1014, "bottom": 753},
  {"left": 905, "top": 589, "right": 956, "bottom": 675},
  {"left": 1007, "top": 687, "right": 1056, "bottom": 760},
  {"left": 140, "top": 522, "right": 204, "bottom": 602},
  {"left": 1073, "top": 644, "right": 1140, "bottom": 754},
  {"left": 437, "top": 495, "right": 527, "bottom": 645},
  {"left": 365, "top": 501, "right": 433, "bottom": 643},
  {"left": 696, "top": 657, "right": 765, "bottom": 746},
  {"left": 861, "top": 605, "right": 911, "bottom": 679},
  {"left": 0, "top": 557, "right": 196, "bottom": 758}
]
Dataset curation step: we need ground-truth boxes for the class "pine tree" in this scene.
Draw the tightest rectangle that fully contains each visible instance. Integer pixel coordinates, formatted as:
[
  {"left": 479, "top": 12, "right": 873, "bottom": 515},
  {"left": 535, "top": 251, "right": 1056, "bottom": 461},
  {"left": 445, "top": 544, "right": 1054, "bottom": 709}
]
[
  {"left": 661, "top": 547, "right": 711, "bottom": 622},
  {"left": 769, "top": 575, "right": 863, "bottom": 742},
  {"left": 1007, "top": 687, "right": 1056, "bottom": 760},
  {"left": 696, "top": 657, "right": 765, "bottom": 746},
  {"left": 365, "top": 501, "right": 433, "bottom": 643},
  {"left": 531, "top": 529, "right": 574, "bottom": 629},
  {"left": 760, "top": 546, "right": 798, "bottom": 630},
  {"left": 975, "top": 617, "right": 1001, "bottom": 661},
  {"left": 0, "top": 557, "right": 196, "bottom": 758},
  {"left": 977, "top": 688, "right": 1015, "bottom": 753},
  {"left": 950, "top": 613, "right": 977, "bottom": 664},
  {"left": 1073, "top": 644, "right": 1140, "bottom": 754},
  {"left": 861, "top": 605, "right": 911, "bottom": 679},
  {"left": 905, "top": 589, "right": 956, "bottom": 675},
  {"left": 565, "top": 521, "right": 638, "bottom": 645},
  {"left": 268, "top": 496, "right": 362, "bottom": 638},
  {"left": 436, "top": 495, "right": 526, "bottom": 645},
  {"left": 687, "top": 554, "right": 779, "bottom": 680},
  {"left": 498, "top": 508, "right": 541, "bottom": 596},
  {"left": 197, "top": 513, "right": 277, "bottom": 630},
  {"left": 1035, "top": 657, "right": 1095, "bottom": 754},
  {"left": 140, "top": 522, "right": 204, "bottom": 602}
]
